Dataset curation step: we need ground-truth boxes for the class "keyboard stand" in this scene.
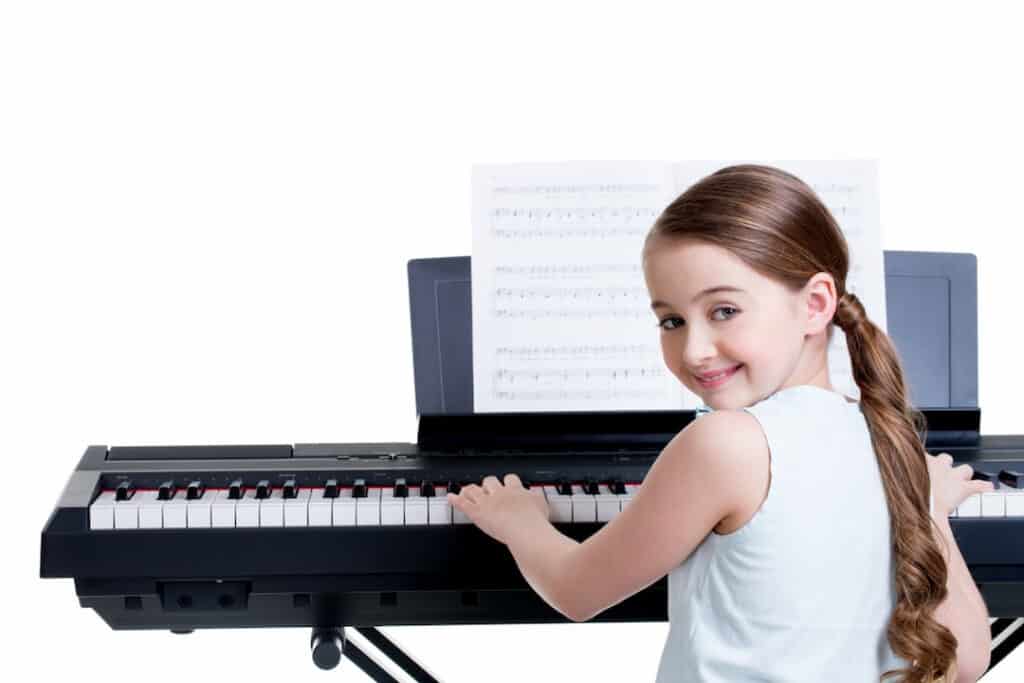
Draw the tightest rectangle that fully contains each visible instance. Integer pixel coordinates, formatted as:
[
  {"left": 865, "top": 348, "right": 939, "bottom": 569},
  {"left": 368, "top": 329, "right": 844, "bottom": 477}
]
[{"left": 311, "top": 626, "right": 441, "bottom": 682}]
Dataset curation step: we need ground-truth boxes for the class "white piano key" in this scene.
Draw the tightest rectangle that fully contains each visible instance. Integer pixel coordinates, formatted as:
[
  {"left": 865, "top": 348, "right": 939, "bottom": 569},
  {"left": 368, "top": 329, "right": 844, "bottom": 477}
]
[
  {"left": 544, "top": 485, "right": 572, "bottom": 523},
  {"left": 981, "top": 490, "right": 1006, "bottom": 518},
  {"left": 356, "top": 488, "right": 382, "bottom": 526},
  {"left": 428, "top": 491, "right": 452, "bottom": 525},
  {"left": 332, "top": 488, "right": 357, "bottom": 526},
  {"left": 308, "top": 488, "right": 333, "bottom": 527},
  {"left": 138, "top": 490, "right": 164, "bottom": 529},
  {"left": 957, "top": 493, "right": 982, "bottom": 517},
  {"left": 211, "top": 489, "right": 237, "bottom": 528},
  {"left": 114, "top": 491, "right": 142, "bottom": 529},
  {"left": 187, "top": 490, "right": 213, "bottom": 528},
  {"left": 1006, "top": 490, "right": 1024, "bottom": 517},
  {"left": 89, "top": 490, "right": 116, "bottom": 530},
  {"left": 570, "top": 484, "right": 597, "bottom": 522},
  {"left": 236, "top": 489, "right": 260, "bottom": 528},
  {"left": 621, "top": 483, "right": 641, "bottom": 510},
  {"left": 284, "top": 489, "right": 312, "bottom": 527},
  {"left": 163, "top": 494, "right": 188, "bottom": 528},
  {"left": 405, "top": 488, "right": 428, "bottom": 525},
  {"left": 380, "top": 487, "right": 405, "bottom": 526},
  {"left": 260, "top": 489, "right": 285, "bottom": 527},
  {"left": 595, "top": 484, "right": 620, "bottom": 522}
]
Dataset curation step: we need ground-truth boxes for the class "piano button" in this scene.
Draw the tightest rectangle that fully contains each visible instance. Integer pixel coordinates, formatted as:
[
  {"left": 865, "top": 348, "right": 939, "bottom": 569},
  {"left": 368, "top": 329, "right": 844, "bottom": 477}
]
[
  {"left": 323, "top": 479, "right": 339, "bottom": 499},
  {"left": 309, "top": 488, "right": 333, "bottom": 526},
  {"left": 89, "top": 490, "right": 117, "bottom": 530},
  {"left": 404, "top": 486, "right": 428, "bottom": 525},
  {"left": 138, "top": 490, "right": 164, "bottom": 528},
  {"left": 428, "top": 487, "right": 452, "bottom": 525},
  {"left": 283, "top": 479, "right": 298, "bottom": 499},
  {"left": 999, "top": 469, "right": 1024, "bottom": 488},
  {"left": 570, "top": 484, "right": 597, "bottom": 523},
  {"left": 394, "top": 478, "right": 409, "bottom": 498},
  {"left": 186, "top": 481, "right": 205, "bottom": 501},
  {"left": 228, "top": 479, "right": 244, "bottom": 500},
  {"left": 420, "top": 481, "right": 435, "bottom": 497},
  {"left": 256, "top": 480, "right": 272, "bottom": 499},
  {"left": 259, "top": 488, "right": 285, "bottom": 527},
  {"left": 381, "top": 487, "right": 405, "bottom": 525},
  {"left": 332, "top": 487, "right": 357, "bottom": 526},
  {"left": 158, "top": 481, "right": 177, "bottom": 501},
  {"left": 356, "top": 487, "right": 382, "bottom": 526},
  {"left": 352, "top": 479, "right": 368, "bottom": 498},
  {"left": 115, "top": 481, "right": 135, "bottom": 502},
  {"left": 187, "top": 488, "right": 213, "bottom": 528},
  {"left": 284, "top": 488, "right": 312, "bottom": 527},
  {"left": 211, "top": 489, "right": 237, "bottom": 528},
  {"left": 235, "top": 489, "right": 261, "bottom": 527}
]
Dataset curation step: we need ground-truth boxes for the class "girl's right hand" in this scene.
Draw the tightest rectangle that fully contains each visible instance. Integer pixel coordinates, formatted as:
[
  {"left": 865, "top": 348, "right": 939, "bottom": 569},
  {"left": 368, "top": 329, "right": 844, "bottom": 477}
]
[{"left": 925, "top": 451, "right": 995, "bottom": 517}]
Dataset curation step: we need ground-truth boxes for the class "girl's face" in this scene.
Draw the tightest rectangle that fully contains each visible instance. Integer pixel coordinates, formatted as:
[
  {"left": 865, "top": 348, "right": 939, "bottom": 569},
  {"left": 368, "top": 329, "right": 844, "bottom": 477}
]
[{"left": 642, "top": 236, "right": 837, "bottom": 411}]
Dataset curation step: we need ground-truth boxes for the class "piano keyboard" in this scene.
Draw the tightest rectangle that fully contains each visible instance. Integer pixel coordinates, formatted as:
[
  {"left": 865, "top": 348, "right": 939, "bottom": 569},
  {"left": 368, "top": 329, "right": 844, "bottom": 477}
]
[{"left": 88, "top": 479, "right": 644, "bottom": 530}]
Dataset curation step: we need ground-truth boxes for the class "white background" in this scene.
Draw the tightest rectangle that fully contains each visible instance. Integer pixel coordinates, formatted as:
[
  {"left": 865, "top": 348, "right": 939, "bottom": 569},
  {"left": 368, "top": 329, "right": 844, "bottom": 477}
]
[{"left": 4, "top": 1, "right": 1022, "bottom": 680}]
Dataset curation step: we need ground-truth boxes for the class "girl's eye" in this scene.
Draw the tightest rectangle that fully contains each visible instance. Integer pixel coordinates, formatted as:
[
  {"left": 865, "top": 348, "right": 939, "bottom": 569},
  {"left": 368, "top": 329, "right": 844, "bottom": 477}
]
[{"left": 656, "top": 306, "right": 738, "bottom": 331}]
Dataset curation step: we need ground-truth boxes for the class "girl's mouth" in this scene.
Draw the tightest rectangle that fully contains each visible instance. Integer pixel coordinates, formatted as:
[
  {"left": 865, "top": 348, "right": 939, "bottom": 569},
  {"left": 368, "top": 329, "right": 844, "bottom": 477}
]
[{"left": 696, "top": 364, "right": 742, "bottom": 389}]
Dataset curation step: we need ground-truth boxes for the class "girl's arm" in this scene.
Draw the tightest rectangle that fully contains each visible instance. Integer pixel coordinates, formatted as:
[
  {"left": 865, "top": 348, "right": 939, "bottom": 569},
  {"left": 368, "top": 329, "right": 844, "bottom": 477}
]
[
  {"left": 504, "top": 409, "right": 765, "bottom": 622},
  {"left": 931, "top": 513, "right": 993, "bottom": 682}
]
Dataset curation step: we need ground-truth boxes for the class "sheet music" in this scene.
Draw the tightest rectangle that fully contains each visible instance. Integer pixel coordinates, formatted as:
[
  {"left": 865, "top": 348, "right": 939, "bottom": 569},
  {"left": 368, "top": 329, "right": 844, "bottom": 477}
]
[{"left": 471, "top": 160, "right": 884, "bottom": 413}]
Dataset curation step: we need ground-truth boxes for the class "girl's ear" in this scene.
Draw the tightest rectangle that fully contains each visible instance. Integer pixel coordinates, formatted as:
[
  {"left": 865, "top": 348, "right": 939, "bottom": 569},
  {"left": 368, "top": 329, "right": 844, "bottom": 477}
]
[{"left": 802, "top": 272, "right": 838, "bottom": 335}]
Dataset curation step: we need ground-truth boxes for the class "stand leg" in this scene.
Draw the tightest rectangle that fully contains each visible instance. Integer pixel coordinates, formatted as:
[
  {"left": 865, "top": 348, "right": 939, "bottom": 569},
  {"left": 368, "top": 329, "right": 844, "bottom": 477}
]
[{"left": 356, "top": 627, "right": 442, "bottom": 683}]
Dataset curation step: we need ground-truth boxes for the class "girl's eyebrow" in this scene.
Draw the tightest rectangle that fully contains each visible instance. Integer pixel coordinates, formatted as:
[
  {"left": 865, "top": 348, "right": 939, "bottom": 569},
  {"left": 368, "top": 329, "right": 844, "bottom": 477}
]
[{"left": 650, "top": 285, "right": 746, "bottom": 310}]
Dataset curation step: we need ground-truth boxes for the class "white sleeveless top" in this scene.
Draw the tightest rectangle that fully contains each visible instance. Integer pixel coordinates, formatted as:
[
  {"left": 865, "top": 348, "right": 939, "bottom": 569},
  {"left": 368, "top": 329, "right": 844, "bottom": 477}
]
[{"left": 655, "top": 384, "right": 910, "bottom": 682}]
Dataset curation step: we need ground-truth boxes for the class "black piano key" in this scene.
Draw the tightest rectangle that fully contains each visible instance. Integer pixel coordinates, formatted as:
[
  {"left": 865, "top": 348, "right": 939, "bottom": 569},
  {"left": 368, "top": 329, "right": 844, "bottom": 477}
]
[
  {"left": 256, "top": 480, "right": 272, "bottom": 499},
  {"left": 115, "top": 481, "right": 135, "bottom": 501},
  {"left": 583, "top": 479, "right": 599, "bottom": 495},
  {"left": 999, "top": 470, "right": 1024, "bottom": 488},
  {"left": 186, "top": 481, "right": 205, "bottom": 500},
  {"left": 521, "top": 478, "right": 532, "bottom": 490},
  {"left": 610, "top": 480, "right": 627, "bottom": 495},
  {"left": 157, "top": 481, "right": 176, "bottom": 501},
  {"left": 394, "top": 478, "right": 408, "bottom": 498},
  {"left": 449, "top": 482, "right": 462, "bottom": 495},
  {"left": 420, "top": 481, "right": 435, "bottom": 497},
  {"left": 555, "top": 480, "right": 572, "bottom": 496},
  {"left": 352, "top": 479, "right": 367, "bottom": 498},
  {"left": 323, "top": 479, "right": 339, "bottom": 498},
  {"left": 972, "top": 470, "right": 995, "bottom": 483},
  {"left": 283, "top": 479, "right": 298, "bottom": 499},
  {"left": 228, "top": 479, "right": 244, "bottom": 500}
]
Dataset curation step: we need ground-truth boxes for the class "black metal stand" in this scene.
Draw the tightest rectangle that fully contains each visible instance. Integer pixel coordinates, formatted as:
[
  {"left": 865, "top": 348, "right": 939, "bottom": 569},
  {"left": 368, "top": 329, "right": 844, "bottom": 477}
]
[
  {"left": 310, "top": 627, "right": 441, "bottom": 682},
  {"left": 987, "top": 617, "right": 1024, "bottom": 675}
]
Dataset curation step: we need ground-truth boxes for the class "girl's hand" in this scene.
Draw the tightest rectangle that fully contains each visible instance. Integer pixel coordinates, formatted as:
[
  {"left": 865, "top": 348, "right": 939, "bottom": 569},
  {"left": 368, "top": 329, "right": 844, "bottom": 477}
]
[
  {"left": 447, "top": 474, "right": 550, "bottom": 546},
  {"left": 925, "top": 451, "right": 995, "bottom": 517}
]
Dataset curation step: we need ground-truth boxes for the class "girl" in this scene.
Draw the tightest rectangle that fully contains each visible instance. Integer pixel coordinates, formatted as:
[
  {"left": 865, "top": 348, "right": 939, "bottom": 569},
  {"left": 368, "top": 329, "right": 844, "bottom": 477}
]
[{"left": 448, "top": 164, "right": 994, "bottom": 682}]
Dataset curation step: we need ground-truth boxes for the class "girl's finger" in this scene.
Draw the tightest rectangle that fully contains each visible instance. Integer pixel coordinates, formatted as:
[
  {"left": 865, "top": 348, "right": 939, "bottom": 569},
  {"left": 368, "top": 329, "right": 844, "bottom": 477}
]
[
  {"left": 482, "top": 476, "right": 501, "bottom": 493},
  {"left": 954, "top": 464, "right": 974, "bottom": 479}
]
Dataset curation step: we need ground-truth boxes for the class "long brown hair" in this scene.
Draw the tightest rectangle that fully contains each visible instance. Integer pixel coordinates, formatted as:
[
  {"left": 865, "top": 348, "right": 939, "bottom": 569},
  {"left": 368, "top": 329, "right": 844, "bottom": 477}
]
[{"left": 644, "top": 164, "right": 955, "bottom": 682}]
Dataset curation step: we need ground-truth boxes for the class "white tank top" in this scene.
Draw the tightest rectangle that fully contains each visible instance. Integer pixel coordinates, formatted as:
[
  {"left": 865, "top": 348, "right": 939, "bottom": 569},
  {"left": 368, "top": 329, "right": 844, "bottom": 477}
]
[{"left": 655, "top": 384, "right": 910, "bottom": 682}]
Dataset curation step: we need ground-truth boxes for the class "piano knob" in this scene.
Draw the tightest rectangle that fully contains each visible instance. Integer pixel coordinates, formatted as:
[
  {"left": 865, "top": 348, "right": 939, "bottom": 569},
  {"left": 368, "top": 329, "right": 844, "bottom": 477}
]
[{"left": 310, "top": 627, "right": 344, "bottom": 670}]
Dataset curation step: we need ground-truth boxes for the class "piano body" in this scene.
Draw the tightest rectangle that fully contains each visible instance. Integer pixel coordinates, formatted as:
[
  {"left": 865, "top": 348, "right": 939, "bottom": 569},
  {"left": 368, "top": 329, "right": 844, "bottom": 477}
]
[{"left": 40, "top": 251, "right": 1024, "bottom": 679}]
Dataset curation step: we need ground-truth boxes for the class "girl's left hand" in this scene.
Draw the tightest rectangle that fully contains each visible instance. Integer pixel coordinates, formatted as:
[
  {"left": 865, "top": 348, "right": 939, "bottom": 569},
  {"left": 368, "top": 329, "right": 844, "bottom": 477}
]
[{"left": 447, "top": 474, "right": 550, "bottom": 545}]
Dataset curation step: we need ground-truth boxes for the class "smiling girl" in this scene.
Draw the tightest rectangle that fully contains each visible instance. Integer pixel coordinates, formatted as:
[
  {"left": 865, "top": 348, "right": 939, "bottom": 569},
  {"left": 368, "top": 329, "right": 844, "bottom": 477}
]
[{"left": 448, "top": 164, "right": 993, "bottom": 683}]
